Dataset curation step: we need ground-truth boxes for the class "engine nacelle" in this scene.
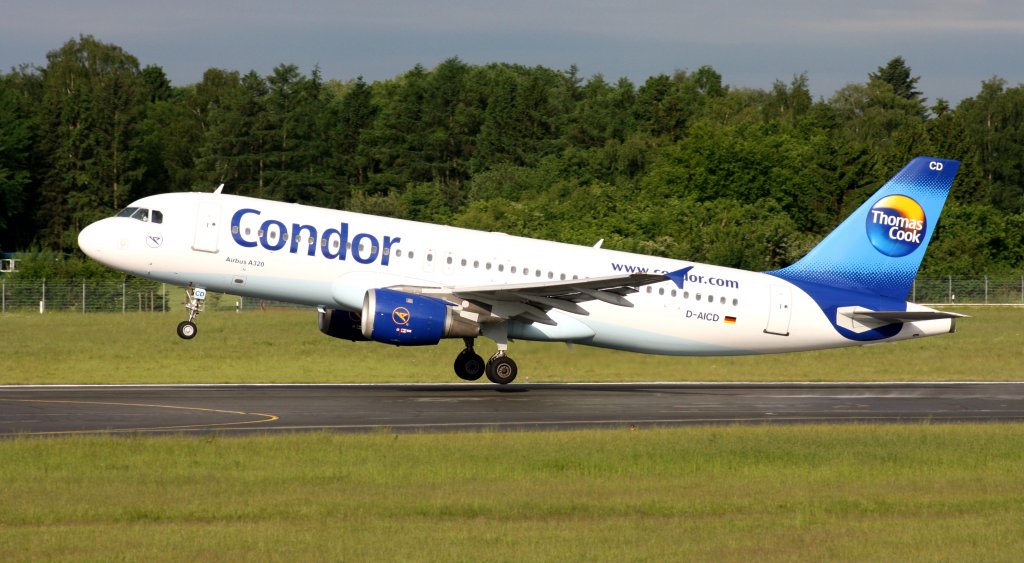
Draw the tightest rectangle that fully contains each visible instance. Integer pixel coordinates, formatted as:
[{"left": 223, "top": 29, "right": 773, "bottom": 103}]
[
  {"left": 318, "top": 308, "right": 369, "bottom": 341},
  {"left": 362, "top": 288, "right": 479, "bottom": 345}
]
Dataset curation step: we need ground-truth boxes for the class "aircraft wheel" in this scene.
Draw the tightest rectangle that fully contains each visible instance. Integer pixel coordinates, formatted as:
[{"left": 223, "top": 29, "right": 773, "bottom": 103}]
[
  {"left": 177, "top": 321, "right": 197, "bottom": 340},
  {"left": 485, "top": 355, "right": 517, "bottom": 385},
  {"left": 454, "top": 350, "right": 485, "bottom": 381}
]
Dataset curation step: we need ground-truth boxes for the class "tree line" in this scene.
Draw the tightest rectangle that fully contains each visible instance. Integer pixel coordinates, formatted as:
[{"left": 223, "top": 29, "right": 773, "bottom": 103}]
[{"left": 1, "top": 35, "right": 1023, "bottom": 278}]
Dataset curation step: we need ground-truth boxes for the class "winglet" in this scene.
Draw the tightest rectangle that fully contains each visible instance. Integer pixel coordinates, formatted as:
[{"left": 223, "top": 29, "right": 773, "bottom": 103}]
[{"left": 665, "top": 266, "right": 694, "bottom": 289}]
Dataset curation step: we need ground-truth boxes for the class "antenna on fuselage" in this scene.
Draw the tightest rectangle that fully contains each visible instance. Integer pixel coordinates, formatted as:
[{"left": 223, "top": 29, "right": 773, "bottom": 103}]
[{"left": 213, "top": 183, "right": 225, "bottom": 194}]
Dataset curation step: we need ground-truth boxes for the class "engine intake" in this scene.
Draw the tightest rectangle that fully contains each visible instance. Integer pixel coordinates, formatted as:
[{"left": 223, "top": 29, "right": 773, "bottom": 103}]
[
  {"left": 318, "top": 308, "right": 368, "bottom": 341},
  {"left": 362, "top": 288, "right": 479, "bottom": 345}
]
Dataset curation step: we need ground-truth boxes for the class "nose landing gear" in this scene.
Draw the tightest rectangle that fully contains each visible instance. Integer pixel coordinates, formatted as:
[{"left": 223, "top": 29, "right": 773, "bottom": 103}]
[{"left": 176, "top": 287, "right": 206, "bottom": 340}]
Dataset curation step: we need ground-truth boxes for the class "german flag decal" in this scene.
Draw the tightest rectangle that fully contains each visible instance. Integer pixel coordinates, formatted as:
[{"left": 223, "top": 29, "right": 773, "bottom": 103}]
[{"left": 724, "top": 316, "right": 737, "bottom": 324}]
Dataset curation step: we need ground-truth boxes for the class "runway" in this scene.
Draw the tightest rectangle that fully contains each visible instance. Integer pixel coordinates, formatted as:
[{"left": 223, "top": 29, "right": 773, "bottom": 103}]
[{"left": 2, "top": 382, "right": 1024, "bottom": 436}]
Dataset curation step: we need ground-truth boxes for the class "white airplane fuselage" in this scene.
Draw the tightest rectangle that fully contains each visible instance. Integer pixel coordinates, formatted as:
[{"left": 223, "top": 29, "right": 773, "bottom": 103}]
[{"left": 79, "top": 190, "right": 955, "bottom": 359}]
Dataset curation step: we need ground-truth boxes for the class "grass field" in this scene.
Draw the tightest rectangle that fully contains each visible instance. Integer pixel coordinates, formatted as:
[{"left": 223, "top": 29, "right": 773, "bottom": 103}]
[
  {"left": 4, "top": 308, "right": 1024, "bottom": 560},
  {"left": 2, "top": 425, "right": 1023, "bottom": 561},
  {"left": 3, "top": 306, "right": 1023, "bottom": 384}
]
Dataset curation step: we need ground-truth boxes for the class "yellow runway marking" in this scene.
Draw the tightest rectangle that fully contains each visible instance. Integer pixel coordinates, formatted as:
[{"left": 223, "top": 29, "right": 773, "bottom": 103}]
[{"left": 0, "top": 398, "right": 279, "bottom": 435}]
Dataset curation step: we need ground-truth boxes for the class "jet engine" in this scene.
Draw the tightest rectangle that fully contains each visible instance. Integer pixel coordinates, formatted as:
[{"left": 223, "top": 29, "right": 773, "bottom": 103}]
[{"left": 361, "top": 288, "right": 479, "bottom": 345}]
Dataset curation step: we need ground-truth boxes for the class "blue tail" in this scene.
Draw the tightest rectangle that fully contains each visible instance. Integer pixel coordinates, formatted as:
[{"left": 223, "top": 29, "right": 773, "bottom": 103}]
[{"left": 769, "top": 157, "right": 960, "bottom": 300}]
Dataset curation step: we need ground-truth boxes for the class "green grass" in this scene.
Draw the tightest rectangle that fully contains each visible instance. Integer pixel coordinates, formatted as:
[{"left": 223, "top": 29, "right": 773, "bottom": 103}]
[
  {"left": 2, "top": 425, "right": 1023, "bottom": 561},
  {"left": 4, "top": 310, "right": 1024, "bottom": 560},
  {"left": 2, "top": 306, "right": 1023, "bottom": 384}
]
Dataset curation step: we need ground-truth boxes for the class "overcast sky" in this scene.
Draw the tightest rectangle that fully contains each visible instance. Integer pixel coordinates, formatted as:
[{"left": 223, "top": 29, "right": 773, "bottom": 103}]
[{"left": 3, "top": 0, "right": 1023, "bottom": 103}]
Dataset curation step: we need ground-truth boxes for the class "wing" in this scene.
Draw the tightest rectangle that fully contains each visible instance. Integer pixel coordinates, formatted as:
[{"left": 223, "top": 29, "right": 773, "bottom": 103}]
[{"left": 392, "top": 267, "right": 691, "bottom": 326}]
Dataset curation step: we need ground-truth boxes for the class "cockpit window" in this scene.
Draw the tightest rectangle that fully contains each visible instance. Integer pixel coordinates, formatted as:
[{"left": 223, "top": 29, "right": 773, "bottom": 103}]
[{"left": 116, "top": 207, "right": 163, "bottom": 224}]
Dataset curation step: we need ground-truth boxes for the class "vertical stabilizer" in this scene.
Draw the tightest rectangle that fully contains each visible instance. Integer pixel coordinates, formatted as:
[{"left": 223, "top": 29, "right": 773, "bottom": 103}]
[{"left": 770, "top": 157, "right": 959, "bottom": 300}]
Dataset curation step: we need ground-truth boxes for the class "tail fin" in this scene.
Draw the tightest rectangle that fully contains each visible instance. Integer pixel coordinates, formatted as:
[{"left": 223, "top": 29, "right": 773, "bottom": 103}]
[{"left": 769, "top": 157, "right": 960, "bottom": 300}]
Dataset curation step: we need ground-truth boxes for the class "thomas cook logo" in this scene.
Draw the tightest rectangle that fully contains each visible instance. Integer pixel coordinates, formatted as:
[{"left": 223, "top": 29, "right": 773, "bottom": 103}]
[
  {"left": 866, "top": 195, "right": 926, "bottom": 257},
  {"left": 392, "top": 307, "right": 411, "bottom": 325}
]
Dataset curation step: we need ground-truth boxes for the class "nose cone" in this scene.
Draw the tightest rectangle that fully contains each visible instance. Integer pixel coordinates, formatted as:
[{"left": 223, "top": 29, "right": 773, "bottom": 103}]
[
  {"left": 78, "top": 219, "right": 124, "bottom": 269},
  {"left": 78, "top": 221, "right": 105, "bottom": 261}
]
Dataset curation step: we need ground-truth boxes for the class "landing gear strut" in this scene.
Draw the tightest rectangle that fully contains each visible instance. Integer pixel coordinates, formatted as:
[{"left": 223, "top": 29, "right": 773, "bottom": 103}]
[
  {"left": 453, "top": 338, "right": 485, "bottom": 381},
  {"left": 176, "top": 287, "right": 206, "bottom": 340},
  {"left": 482, "top": 322, "right": 518, "bottom": 385}
]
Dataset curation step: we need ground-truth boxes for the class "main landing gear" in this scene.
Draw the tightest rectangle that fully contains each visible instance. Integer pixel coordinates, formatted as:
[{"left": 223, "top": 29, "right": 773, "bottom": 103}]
[
  {"left": 176, "top": 287, "right": 207, "bottom": 340},
  {"left": 454, "top": 325, "right": 519, "bottom": 385}
]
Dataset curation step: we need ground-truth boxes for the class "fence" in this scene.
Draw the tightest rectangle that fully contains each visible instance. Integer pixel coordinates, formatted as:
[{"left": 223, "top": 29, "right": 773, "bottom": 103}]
[
  {"left": 0, "top": 279, "right": 306, "bottom": 314},
  {"left": 2, "top": 277, "right": 1024, "bottom": 314}
]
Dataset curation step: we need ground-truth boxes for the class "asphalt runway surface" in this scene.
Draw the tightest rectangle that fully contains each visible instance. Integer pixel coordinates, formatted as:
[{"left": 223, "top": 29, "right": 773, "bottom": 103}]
[{"left": 2, "top": 382, "right": 1024, "bottom": 436}]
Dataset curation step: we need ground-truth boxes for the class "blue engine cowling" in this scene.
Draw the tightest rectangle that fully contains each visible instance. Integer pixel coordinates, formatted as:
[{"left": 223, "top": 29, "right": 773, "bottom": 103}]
[
  {"left": 362, "top": 288, "right": 478, "bottom": 345},
  {"left": 318, "top": 308, "right": 368, "bottom": 341}
]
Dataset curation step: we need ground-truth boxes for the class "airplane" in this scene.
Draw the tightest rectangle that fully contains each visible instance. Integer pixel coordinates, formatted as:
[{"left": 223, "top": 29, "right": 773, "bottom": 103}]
[{"left": 78, "top": 156, "right": 964, "bottom": 384}]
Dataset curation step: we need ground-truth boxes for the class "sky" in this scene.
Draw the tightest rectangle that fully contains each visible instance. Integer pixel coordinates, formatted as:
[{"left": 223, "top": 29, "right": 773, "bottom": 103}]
[{"left": 3, "top": 0, "right": 1023, "bottom": 104}]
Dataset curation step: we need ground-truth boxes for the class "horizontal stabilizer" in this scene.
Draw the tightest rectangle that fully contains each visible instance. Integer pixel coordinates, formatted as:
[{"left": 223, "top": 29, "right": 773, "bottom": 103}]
[
  {"left": 852, "top": 310, "right": 967, "bottom": 323},
  {"left": 836, "top": 306, "right": 966, "bottom": 333}
]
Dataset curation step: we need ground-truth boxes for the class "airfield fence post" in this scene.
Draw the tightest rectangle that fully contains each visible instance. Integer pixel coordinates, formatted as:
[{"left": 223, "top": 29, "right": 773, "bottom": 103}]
[
  {"left": 82, "top": 282, "right": 86, "bottom": 313},
  {"left": 2, "top": 279, "right": 5, "bottom": 313},
  {"left": 985, "top": 276, "right": 989, "bottom": 304},
  {"left": 40, "top": 279, "right": 45, "bottom": 314},
  {"left": 122, "top": 280, "right": 126, "bottom": 313},
  {"left": 912, "top": 279, "right": 916, "bottom": 302},
  {"left": 948, "top": 276, "right": 952, "bottom": 304}
]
